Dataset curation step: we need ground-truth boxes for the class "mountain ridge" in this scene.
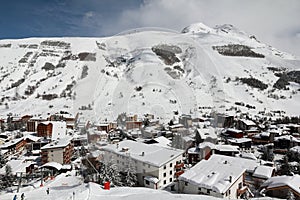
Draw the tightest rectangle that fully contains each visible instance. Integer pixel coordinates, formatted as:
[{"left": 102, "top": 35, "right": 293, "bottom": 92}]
[{"left": 0, "top": 23, "right": 299, "bottom": 122}]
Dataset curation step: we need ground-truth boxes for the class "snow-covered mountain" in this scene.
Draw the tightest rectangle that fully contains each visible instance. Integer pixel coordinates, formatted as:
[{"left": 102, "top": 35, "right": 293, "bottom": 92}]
[{"left": 0, "top": 23, "right": 299, "bottom": 122}]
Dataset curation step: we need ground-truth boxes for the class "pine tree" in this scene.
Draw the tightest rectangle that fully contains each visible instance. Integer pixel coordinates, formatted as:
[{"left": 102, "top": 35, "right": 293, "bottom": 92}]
[
  {"left": 0, "top": 165, "right": 15, "bottom": 191},
  {"left": 0, "top": 151, "right": 7, "bottom": 168},
  {"left": 123, "top": 157, "right": 137, "bottom": 187},
  {"left": 281, "top": 156, "right": 293, "bottom": 175},
  {"left": 98, "top": 160, "right": 122, "bottom": 186}
]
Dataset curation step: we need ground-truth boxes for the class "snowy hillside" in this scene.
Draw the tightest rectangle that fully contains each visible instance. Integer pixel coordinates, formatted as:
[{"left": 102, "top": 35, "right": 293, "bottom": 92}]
[{"left": 0, "top": 23, "right": 299, "bottom": 122}]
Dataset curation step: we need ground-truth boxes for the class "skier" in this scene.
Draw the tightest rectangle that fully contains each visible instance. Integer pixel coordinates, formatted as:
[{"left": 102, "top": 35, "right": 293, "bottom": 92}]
[
  {"left": 46, "top": 188, "right": 50, "bottom": 195},
  {"left": 13, "top": 194, "right": 17, "bottom": 200},
  {"left": 21, "top": 193, "right": 25, "bottom": 200}
]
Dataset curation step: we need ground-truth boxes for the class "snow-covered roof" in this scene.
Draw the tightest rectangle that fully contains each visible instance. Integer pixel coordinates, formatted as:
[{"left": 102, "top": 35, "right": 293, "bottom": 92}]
[
  {"left": 196, "top": 127, "right": 217, "bottom": 140},
  {"left": 199, "top": 142, "right": 216, "bottom": 149},
  {"left": 215, "top": 144, "right": 239, "bottom": 152},
  {"left": 253, "top": 165, "right": 274, "bottom": 179},
  {"left": 0, "top": 137, "right": 24, "bottom": 149},
  {"left": 179, "top": 154, "right": 259, "bottom": 193},
  {"left": 275, "top": 135, "right": 300, "bottom": 142},
  {"left": 41, "top": 161, "right": 62, "bottom": 170},
  {"left": 169, "top": 124, "right": 184, "bottom": 129},
  {"left": 0, "top": 159, "right": 34, "bottom": 175},
  {"left": 227, "top": 138, "right": 252, "bottom": 144},
  {"left": 227, "top": 128, "right": 243, "bottom": 133},
  {"left": 102, "top": 140, "right": 183, "bottom": 167},
  {"left": 290, "top": 146, "right": 300, "bottom": 153},
  {"left": 239, "top": 119, "right": 256, "bottom": 126},
  {"left": 153, "top": 136, "right": 171, "bottom": 147},
  {"left": 41, "top": 136, "right": 71, "bottom": 150},
  {"left": 144, "top": 176, "right": 159, "bottom": 184},
  {"left": 238, "top": 152, "right": 257, "bottom": 161},
  {"left": 261, "top": 175, "right": 300, "bottom": 195},
  {"left": 24, "top": 134, "right": 42, "bottom": 142}
]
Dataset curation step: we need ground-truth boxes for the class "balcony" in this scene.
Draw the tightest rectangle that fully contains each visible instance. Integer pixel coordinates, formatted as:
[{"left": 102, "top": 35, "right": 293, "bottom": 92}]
[
  {"left": 237, "top": 186, "right": 248, "bottom": 196},
  {"left": 175, "top": 170, "right": 184, "bottom": 177},
  {"left": 175, "top": 163, "right": 184, "bottom": 169}
]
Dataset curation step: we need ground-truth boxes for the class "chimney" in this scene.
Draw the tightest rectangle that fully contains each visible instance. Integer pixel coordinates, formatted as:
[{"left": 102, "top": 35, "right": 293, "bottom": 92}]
[
  {"left": 229, "top": 176, "right": 232, "bottom": 183},
  {"left": 141, "top": 152, "right": 145, "bottom": 156}
]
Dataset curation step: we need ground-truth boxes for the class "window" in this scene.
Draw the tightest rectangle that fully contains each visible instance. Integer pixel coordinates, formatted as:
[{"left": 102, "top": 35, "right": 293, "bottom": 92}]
[
  {"left": 238, "top": 182, "right": 243, "bottom": 189},
  {"left": 207, "top": 189, "right": 211, "bottom": 194},
  {"left": 170, "top": 163, "right": 173, "bottom": 167},
  {"left": 170, "top": 170, "right": 172, "bottom": 175},
  {"left": 163, "top": 180, "right": 166, "bottom": 184},
  {"left": 169, "top": 178, "right": 172, "bottom": 182},
  {"left": 145, "top": 180, "right": 150, "bottom": 185},
  {"left": 185, "top": 182, "right": 188, "bottom": 186},
  {"left": 117, "top": 160, "right": 119, "bottom": 163},
  {"left": 163, "top": 165, "right": 166, "bottom": 170},
  {"left": 143, "top": 163, "right": 146, "bottom": 166},
  {"left": 163, "top": 172, "right": 166, "bottom": 177},
  {"left": 148, "top": 164, "right": 150, "bottom": 168},
  {"left": 143, "top": 169, "right": 146, "bottom": 173},
  {"left": 198, "top": 187, "right": 201, "bottom": 191}
]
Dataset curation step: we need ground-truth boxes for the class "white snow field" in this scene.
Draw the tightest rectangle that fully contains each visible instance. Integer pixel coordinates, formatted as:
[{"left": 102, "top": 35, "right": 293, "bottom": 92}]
[{"left": 0, "top": 23, "right": 299, "bottom": 123}]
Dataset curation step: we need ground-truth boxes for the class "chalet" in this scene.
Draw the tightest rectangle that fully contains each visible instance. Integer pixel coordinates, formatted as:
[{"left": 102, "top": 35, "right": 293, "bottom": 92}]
[
  {"left": 178, "top": 154, "right": 258, "bottom": 199},
  {"left": 179, "top": 114, "right": 193, "bottom": 128},
  {"left": 142, "top": 126, "right": 160, "bottom": 139},
  {"left": 72, "top": 134, "right": 88, "bottom": 148},
  {"left": 223, "top": 128, "right": 244, "bottom": 138},
  {"left": 102, "top": 140, "right": 183, "bottom": 189},
  {"left": 21, "top": 115, "right": 33, "bottom": 128},
  {"left": 7, "top": 116, "right": 24, "bottom": 130},
  {"left": 252, "top": 132, "right": 275, "bottom": 144},
  {"left": 187, "top": 142, "right": 215, "bottom": 164},
  {"left": 215, "top": 114, "right": 234, "bottom": 128},
  {"left": 23, "top": 134, "right": 43, "bottom": 153},
  {"left": 187, "top": 143, "right": 240, "bottom": 165},
  {"left": 236, "top": 119, "right": 257, "bottom": 131},
  {"left": 261, "top": 175, "right": 300, "bottom": 199},
  {"left": 50, "top": 113, "right": 78, "bottom": 129},
  {"left": 95, "top": 123, "right": 110, "bottom": 133},
  {"left": 0, "top": 137, "right": 26, "bottom": 155},
  {"left": 87, "top": 130, "right": 109, "bottom": 143},
  {"left": 169, "top": 124, "right": 184, "bottom": 133},
  {"left": 41, "top": 137, "right": 73, "bottom": 164},
  {"left": 215, "top": 144, "right": 240, "bottom": 157},
  {"left": 37, "top": 121, "right": 66, "bottom": 140},
  {"left": 287, "top": 124, "right": 300, "bottom": 134},
  {"left": 227, "top": 138, "right": 252, "bottom": 152},
  {"left": 0, "top": 158, "right": 36, "bottom": 176},
  {"left": 274, "top": 135, "right": 300, "bottom": 153},
  {"left": 27, "top": 116, "right": 48, "bottom": 132},
  {"left": 252, "top": 165, "right": 275, "bottom": 187},
  {"left": 126, "top": 114, "right": 138, "bottom": 122},
  {"left": 195, "top": 128, "right": 218, "bottom": 144},
  {"left": 94, "top": 122, "right": 117, "bottom": 133},
  {"left": 126, "top": 121, "right": 143, "bottom": 130}
]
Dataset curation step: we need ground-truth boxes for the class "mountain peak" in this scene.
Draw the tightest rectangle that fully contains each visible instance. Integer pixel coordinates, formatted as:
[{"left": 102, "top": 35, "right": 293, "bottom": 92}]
[{"left": 181, "top": 22, "right": 213, "bottom": 34}]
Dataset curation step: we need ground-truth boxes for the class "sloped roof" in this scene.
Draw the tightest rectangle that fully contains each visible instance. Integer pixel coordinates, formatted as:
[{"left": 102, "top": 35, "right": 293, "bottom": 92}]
[
  {"left": 179, "top": 154, "right": 258, "bottom": 193},
  {"left": 253, "top": 165, "right": 274, "bottom": 179},
  {"left": 102, "top": 140, "right": 183, "bottom": 167},
  {"left": 41, "top": 161, "right": 63, "bottom": 170},
  {"left": 261, "top": 175, "right": 300, "bottom": 195}
]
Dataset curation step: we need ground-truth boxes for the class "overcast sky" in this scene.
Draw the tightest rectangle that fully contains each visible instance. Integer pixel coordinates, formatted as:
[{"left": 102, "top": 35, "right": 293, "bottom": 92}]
[{"left": 0, "top": 0, "right": 299, "bottom": 56}]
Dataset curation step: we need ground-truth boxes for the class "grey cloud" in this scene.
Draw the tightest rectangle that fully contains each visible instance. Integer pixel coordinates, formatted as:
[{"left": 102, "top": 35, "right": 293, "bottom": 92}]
[{"left": 103, "top": 0, "right": 300, "bottom": 56}]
